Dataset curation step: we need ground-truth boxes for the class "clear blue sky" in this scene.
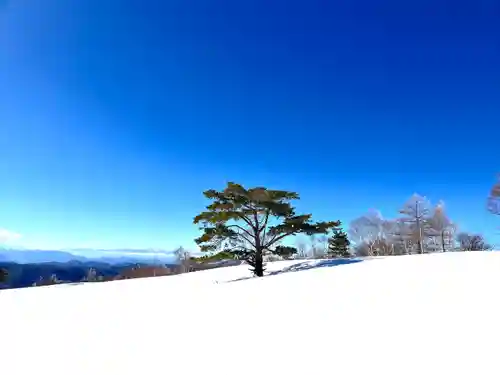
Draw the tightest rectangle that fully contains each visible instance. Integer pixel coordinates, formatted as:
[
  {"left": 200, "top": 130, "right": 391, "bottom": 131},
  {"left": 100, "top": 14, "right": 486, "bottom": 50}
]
[{"left": 0, "top": 0, "right": 499, "bottom": 250}]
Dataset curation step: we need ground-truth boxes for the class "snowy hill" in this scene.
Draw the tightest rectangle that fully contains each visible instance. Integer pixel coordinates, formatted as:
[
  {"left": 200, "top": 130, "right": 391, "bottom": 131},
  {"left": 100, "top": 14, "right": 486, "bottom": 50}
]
[{"left": 1, "top": 252, "right": 499, "bottom": 375}]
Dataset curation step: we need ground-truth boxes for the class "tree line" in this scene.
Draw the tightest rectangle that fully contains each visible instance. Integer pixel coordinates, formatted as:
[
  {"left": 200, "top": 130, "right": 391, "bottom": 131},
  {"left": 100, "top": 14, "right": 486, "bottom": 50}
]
[
  {"left": 344, "top": 193, "right": 492, "bottom": 256},
  {"left": 194, "top": 180, "right": 499, "bottom": 277}
]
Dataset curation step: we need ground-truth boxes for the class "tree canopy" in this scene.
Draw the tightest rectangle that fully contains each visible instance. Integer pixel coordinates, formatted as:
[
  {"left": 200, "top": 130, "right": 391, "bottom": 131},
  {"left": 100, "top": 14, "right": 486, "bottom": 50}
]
[
  {"left": 487, "top": 175, "right": 500, "bottom": 215},
  {"left": 193, "top": 182, "right": 340, "bottom": 276}
]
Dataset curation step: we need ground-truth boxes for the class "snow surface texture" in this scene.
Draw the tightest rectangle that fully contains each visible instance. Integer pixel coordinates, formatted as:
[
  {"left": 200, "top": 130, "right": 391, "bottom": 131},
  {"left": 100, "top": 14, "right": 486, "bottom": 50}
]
[{"left": 1, "top": 252, "right": 499, "bottom": 375}]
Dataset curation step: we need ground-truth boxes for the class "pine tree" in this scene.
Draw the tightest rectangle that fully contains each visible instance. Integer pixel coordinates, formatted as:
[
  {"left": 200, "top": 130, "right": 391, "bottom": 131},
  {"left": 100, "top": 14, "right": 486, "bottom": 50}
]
[
  {"left": 194, "top": 182, "right": 340, "bottom": 276},
  {"left": 328, "top": 228, "right": 351, "bottom": 258}
]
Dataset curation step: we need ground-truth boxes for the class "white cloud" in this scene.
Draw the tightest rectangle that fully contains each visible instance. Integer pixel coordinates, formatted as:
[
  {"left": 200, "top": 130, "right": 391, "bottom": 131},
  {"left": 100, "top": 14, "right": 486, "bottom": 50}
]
[{"left": 0, "top": 228, "right": 21, "bottom": 243}]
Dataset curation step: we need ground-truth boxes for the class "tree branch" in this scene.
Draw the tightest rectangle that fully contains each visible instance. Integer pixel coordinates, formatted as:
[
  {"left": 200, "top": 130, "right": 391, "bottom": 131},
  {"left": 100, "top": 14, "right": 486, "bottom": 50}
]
[
  {"left": 236, "top": 212, "right": 256, "bottom": 231},
  {"left": 227, "top": 224, "right": 255, "bottom": 240},
  {"left": 226, "top": 227, "right": 256, "bottom": 249},
  {"left": 252, "top": 210, "right": 260, "bottom": 238},
  {"left": 259, "top": 209, "right": 270, "bottom": 233},
  {"left": 259, "top": 209, "right": 270, "bottom": 243},
  {"left": 265, "top": 232, "right": 294, "bottom": 249}
]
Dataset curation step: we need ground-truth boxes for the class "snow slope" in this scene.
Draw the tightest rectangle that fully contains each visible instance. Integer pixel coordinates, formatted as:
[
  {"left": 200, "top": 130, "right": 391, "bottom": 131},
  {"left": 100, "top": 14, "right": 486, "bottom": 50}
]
[{"left": 1, "top": 252, "right": 500, "bottom": 375}]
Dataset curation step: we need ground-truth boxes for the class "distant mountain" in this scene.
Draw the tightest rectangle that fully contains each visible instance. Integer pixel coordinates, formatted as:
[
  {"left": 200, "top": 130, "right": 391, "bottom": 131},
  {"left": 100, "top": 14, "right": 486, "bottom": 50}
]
[
  {"left": 0, "top": 260, "right": 177, "bottom": 289},
  {"left": 0, "top": 248, "right": 177, "bottom": 265}
]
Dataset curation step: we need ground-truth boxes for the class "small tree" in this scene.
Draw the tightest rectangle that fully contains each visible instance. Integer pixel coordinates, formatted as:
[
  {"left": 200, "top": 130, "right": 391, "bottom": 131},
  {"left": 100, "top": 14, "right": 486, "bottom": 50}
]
[
  {"left": 487, "top": 174, "right": 500, "bottom": 215},
  {"left": 49, "top": 274, "right": 60, "bottom": 284},
  {"left": 309, "top": 235, "right": 320, "bottom": 258},
  {"left": 174, "top": 246, "right": 191, "bottom": 274},
  {"left": 427, "top": 201, "right": 456, "bottom": 252},
  {"left": 318, "top": 235, "right": 329, "bottom": 257},
  {"left": 349, "top": 210, "right": 386, "bottom": 256},
  {"left": 83, "top": 268, "right": 99, "bottom": 282},
  {"left": 33, "top": 274, "right": 61, "bottom": 287},
  {"left": 328, "top": 228, "right": 351, "bottom": 258},
  {"left": 295, "top": 238, "right": 308, "bottom": 259},
  {"left": 457, "top": 232, "right": 492, "bottom": 251},
  {"left": 353, "top": 242, "right": 371, "bottom": 257},
  {"left": 194, "top": 182, "right": 340, "bottom": 276},
  {"left": 272, "top": 245, "right": 297, "bottom": 260},
  {"left": 398, "top": 194, "right": 432, "bottom": 254}
]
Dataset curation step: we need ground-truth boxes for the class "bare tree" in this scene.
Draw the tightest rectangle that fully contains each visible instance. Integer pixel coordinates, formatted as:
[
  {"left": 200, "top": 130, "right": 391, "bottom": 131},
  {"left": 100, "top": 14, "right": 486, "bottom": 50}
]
[
  {"left": 295, "top": 238, "right": 308, "bottom": 259},
  {"left": 349, "top": 210, "right": 389, "bottom": 256},
  {"left": 318, "top": 235, "right": 329, "bottom": 257},
  {"left": 309, "top": 235, "right": 326, "bottom": 258},
  {"left": 398, "top": 194, "right": 432, "bottom": 254},
  {"left": 83, "top": 268, "right": 99, "bottom": 282},
  {"left": 309, "top": 235, "right": 319, "bottom": 258},
  {"left": 487, "top": 174, "right": 500, "bottom": 215},
  {"left": 33, "top": 274, "right": 61, "bottom": 287},
  {"left": 347, "top": 194, "right": 493, "bottom": 256},
  {"left": 457, "top": 232, "right": 492, "bottom": 251},
  {"left": 384, "top": 219, "right": 412, "bottom": 255},
  {"left": 174, "top": 246, "right": 191, "bottom": 274},
  {"left": 427, "top": 201, "right": 457, "bottom": 252},
  {"left": 353, "top": 242, "right": 371, "bottom": 257},
  {"left": 349, "top": 211, "right": 377, "bottom": 256}
]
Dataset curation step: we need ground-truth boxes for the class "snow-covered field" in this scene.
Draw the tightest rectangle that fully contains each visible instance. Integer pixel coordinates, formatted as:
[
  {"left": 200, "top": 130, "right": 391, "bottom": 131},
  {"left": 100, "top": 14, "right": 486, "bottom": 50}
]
[{"left": 1, "top": 252, "right": 500, "bottom": 375}]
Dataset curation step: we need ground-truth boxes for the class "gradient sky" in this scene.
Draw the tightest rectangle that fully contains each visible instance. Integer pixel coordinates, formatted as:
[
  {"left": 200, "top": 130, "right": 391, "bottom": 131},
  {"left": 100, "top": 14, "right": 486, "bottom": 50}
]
[{"left": 0, "top": 0, "right": 499, "bottom": 250}]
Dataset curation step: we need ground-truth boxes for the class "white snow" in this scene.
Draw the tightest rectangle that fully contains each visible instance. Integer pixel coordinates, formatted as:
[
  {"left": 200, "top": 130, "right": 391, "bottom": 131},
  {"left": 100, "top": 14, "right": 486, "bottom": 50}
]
[{"left": 1, "top": 252, "right": 500, "bottom": 375}]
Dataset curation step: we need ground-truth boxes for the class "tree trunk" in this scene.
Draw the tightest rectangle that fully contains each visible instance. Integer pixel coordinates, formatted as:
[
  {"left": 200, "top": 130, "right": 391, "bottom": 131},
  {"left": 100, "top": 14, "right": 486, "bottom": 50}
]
[
  {"left": 415, "top": 203, "right": 424, "bottom": 254},
  {"left": 254, "top": 248, "right": 264, "bottom": 277}
]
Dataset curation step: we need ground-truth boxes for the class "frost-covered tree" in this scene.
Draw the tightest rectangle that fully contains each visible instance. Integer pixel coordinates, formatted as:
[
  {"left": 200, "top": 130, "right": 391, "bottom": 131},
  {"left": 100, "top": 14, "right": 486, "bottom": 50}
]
[
  {"left": 83, "top": 268, "right": 99, "bottom": 282},
  {"left": 174, "top": 246, "right": 191, "bottom": 274},
  {"left": 33, "top": 274, "right": 61, "bottom": 287},
  {"left": 349, "top": 210, "right": 388, "bottom": 256},
  {"left": 457, "top": 232, "right": 492, "bottom": 251},
  {"left": 398, "top": 194, "right": 432, "bottom": 254},
  {"left": 309, "top": 235, "right": 327, "bottom": 258},
  {"left": 487, "top": 174, "right": 500, "bottom": 215},
  {"left": 427, "top": 201, "right": 456, "bottom": 252},
  {"left": 295, "top": 238, "right": 308, "bottom": 259},
  {"left": 318, "top": 235, "right": 329, "bottom": 257},
  {"left": 349, "top": 194, "right": 492, "bottom": 256},
  {"left": 382, "top": 219, "right": 411, "bottom": 255},
  {"left": 49, "top": 274, "right": 60, "bottom": 284}
]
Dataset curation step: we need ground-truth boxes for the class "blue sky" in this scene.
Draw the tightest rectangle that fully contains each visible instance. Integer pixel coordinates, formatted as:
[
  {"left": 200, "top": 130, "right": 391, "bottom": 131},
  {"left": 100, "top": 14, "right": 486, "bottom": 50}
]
[{"left": 0, "top": 0, "right": 499, "bottom": 250}]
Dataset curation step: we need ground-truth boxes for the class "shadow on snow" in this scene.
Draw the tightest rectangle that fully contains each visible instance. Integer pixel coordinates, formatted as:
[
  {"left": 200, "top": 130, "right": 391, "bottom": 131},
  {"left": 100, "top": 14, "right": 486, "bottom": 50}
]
[
  {"left": 268, "top": 258, "right": 363, "bottom": 276},
  {"left": 225, "top": 258, "right": 363, "bottom": 283}
]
